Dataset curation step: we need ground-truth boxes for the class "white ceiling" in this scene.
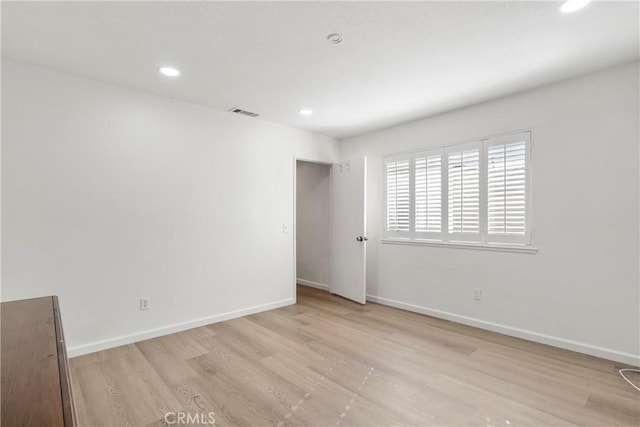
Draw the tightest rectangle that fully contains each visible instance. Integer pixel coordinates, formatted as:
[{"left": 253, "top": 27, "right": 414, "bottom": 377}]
[{"left": 2, "top": 1, "right": 639, "bottom": 139}]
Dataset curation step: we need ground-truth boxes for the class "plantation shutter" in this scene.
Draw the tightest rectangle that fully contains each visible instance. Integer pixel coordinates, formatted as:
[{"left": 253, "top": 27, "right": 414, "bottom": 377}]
[
  {"left": 447, "top": 146, "right": 480, "bottom": 240},
  {"left": 486, "top": 132, "right": 530, "bottom": 244},
  {"left": 415, "top": 153, "right": 442, "bottom": 235},
  {"left": 383, "top": 131, "right": 531, "bottom": 247},
  {"left": 386, "top": 157, "right": 411, "bottom": 234}
]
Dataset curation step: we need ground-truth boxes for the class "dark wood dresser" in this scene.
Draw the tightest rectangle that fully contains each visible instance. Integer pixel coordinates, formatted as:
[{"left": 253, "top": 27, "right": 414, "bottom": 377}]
[{"left": 1, "top": 296, "right": 77, "bottom": 426}]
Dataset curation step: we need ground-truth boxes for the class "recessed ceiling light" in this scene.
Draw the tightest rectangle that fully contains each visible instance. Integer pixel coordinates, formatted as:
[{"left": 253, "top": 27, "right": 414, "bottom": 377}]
[
  {"left": 560, "top": 0, "right": 591, "bottom": 13},
  {"left": 327, "top": 33, "right": 343, "bottom": 44},
  {"left": 299, "top": 109, "right": 313, "bottom": 116},
  {"left": 159, "top": 66, "right": 180, "bottom": 77}
]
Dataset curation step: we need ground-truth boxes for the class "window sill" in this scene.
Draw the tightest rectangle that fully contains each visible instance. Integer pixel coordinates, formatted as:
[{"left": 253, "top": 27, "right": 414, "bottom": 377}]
[{"left": 380, "top": 238, "right": 538, "bottom": 254}]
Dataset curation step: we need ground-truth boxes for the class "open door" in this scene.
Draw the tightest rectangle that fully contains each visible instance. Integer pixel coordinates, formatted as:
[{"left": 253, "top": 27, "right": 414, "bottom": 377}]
[{"left": 330, "top": 158, "right": 367, "bottom": 304}]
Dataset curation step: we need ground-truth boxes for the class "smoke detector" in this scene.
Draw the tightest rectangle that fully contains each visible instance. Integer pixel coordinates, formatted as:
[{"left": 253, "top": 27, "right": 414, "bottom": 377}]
[{"left": 327, "top": 33, "right": 343, "bottom": 44}]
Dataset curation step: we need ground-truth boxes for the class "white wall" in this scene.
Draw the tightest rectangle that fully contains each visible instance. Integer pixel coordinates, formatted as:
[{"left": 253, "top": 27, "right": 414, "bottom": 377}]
[
  {"left": 340, "top": 62, "right": 640, "bottom": 365},
  {"left": 296, "top": 161, "right": 330, "bottom": 288},
  {"left": 1, "top": 60, "right": 339, "bottom": 356}
]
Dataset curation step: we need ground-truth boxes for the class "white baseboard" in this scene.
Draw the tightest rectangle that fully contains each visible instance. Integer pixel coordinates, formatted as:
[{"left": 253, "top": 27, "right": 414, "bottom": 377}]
[
  {"left": 366, "top": 294, "right": 639, "bottom": 367},
  {"left": 297, "top": 278, "right": 330, "bottom": 291},
  {"left": 67, "top": 298, "right": 295, "bottom": 358}
]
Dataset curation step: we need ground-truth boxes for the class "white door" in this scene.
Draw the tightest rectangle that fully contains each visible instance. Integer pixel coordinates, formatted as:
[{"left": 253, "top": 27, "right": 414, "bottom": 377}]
[{"left": 330, "top": 158, "right": 367, "bottom": 304}]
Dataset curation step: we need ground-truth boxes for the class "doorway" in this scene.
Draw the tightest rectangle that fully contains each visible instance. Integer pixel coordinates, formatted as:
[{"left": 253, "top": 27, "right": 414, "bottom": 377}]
[
  {"left": 293, "top": 157, "right": 368, "bottom": 305},
  {"left": 295, "top": 160, "right": 331, "bottom": 292}
]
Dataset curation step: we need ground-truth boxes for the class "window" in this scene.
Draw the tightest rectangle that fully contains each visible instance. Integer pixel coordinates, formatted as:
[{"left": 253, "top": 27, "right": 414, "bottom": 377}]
[
  {"left": 447, "top": 146, "right": 480, "bottom": 238},
  {"left": 386, "top": 158, "right": 410, "bottom": 235},
  {"left": 415, "top": 154, "right": 442, "bottom": 234},
  {"left": 384, "top": 131, "right": 531, "bottom": 247},
  {"left": 486, "top": 135, "right": 528, "bottom": 244}
]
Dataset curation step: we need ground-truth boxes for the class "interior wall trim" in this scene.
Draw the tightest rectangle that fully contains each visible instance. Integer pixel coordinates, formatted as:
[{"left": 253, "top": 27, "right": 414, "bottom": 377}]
[
  {"left": 296, "top": 278, "right": 330, "bottom": 291},
  {"left": 67, "top": 298, "right": 295, "bottom": 358},
  {"left": 366, "top": 294, "right": 639, "bottom": 366}
]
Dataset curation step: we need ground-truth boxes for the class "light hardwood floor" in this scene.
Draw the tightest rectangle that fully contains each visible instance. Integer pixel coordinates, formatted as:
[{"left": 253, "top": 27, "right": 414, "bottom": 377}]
[{"left": 71, "top": 285, "right": 640, "bottom": 426}]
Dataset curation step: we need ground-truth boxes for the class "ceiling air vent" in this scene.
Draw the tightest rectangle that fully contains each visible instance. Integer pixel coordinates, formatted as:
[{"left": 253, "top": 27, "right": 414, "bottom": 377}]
[{"left": 229, "top": 107, "right": 259, "bottom": 118}]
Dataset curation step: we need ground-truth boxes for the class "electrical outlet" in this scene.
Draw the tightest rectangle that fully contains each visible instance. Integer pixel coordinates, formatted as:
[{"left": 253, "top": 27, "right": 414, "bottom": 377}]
[
  {"left": 473, "top": 289, "right": 483, "bottom": 301},
  {"left": 140, "top": 297, "right": 150, "bottom": 311},
  {"left": 282, "top": 224, "right": 288, "bottom": 233}
]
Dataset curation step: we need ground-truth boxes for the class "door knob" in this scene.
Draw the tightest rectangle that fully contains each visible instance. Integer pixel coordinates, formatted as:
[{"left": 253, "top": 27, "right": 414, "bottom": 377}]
[{"left": 356, "top": 236, "right": 368, "bottom": 242}]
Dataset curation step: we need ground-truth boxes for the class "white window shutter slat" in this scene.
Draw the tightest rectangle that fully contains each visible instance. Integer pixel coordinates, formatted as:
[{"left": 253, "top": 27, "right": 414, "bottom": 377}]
[
  {"left": 448, "top": 148, "right": 480, "bottom": 239},
  {"left": 486, "top": 132, "right": 530, "bottom": 244},
  {"left": 386, "top": 158, "right": 411, "bottom": 233},
  {"left": 415, "top": 154, "right": 442, "bottom": 233}
]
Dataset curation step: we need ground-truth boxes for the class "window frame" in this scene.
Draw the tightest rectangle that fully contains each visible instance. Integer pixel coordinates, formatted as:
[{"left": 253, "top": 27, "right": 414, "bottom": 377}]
[
  {"left": 413, "top": 149, "right": 445, "bottom": 241},
  {"left": 443, "top": 140, "right": 483, "bottom": 243},
  {"left": 484, "top": 132, "right": 531, "bottom": 245},
  {"left": 384, "top": 154, "right": 412, "bottom": 239},
  {"left": 382, "top": 130, "right": 533, "bottom": 250}
]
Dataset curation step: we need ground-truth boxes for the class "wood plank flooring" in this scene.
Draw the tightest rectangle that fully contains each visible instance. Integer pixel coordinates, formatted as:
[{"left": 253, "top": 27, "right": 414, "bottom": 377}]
[{"left": 71, "top": 285, "right": 640, "bottom": 426}]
